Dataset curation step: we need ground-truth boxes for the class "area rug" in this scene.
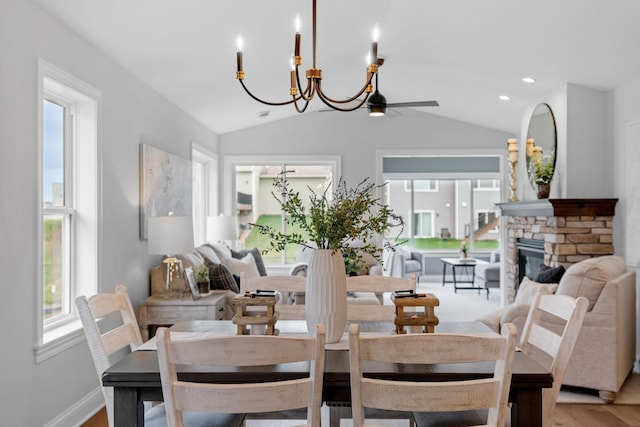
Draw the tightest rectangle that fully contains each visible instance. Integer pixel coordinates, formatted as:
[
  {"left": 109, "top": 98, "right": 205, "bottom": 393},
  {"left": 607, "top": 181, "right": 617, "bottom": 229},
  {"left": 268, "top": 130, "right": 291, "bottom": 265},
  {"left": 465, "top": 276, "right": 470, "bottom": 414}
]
[{"left": 557, "top": 372, "right": 640, "bottom": 405}]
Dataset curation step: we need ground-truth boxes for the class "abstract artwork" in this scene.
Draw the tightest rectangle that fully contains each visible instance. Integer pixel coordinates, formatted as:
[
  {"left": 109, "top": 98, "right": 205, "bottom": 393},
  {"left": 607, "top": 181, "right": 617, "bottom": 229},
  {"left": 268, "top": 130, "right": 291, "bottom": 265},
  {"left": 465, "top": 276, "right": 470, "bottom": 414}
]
[{"left": 139, "top": 143, "right": 192, "bottom": 239}]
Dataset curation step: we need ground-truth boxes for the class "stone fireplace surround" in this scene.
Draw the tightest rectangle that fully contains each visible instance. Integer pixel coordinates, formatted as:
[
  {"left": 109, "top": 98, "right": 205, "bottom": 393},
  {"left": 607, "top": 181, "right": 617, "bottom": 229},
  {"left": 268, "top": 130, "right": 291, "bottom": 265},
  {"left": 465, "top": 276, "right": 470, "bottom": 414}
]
[{"left": 497, "top": 198, "right": 618, "bottom": 303}]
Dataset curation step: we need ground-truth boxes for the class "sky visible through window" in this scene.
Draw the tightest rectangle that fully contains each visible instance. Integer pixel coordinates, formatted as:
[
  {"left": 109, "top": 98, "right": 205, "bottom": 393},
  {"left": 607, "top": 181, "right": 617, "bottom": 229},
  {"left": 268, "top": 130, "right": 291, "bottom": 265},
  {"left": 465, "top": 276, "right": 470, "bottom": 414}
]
[{"left": 43, "top": 100, "right": 64, "bottom": 205}]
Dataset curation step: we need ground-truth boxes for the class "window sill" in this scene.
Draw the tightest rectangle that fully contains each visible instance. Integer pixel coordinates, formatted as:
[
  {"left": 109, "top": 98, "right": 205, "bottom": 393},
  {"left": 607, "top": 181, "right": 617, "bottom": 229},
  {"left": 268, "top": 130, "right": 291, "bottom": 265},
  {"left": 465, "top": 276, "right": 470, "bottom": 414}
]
[{"left": 34, "top": 319, "right": 85, "bottom": 363}]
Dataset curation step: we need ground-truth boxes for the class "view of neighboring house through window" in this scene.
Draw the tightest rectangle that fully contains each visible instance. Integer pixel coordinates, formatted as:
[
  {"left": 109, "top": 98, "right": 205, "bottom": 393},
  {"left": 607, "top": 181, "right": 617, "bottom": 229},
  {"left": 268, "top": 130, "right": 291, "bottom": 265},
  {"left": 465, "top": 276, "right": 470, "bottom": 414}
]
[
  {"left": 38, "top": 60, "right": 100, "bottom": 360},
  {"left": 382, "top": 155, "right": 502, "bottom": 254},
  {"left": 230, "top": 161, "right": 337, "bottom": 265}
]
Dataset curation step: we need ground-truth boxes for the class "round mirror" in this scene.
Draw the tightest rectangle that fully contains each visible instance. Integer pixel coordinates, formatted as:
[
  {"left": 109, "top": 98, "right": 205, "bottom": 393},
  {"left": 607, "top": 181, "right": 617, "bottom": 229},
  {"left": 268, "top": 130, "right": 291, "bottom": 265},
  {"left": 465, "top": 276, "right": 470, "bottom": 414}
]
[{"left": 526, "top": 103, "right": 557, "bottom": 192}]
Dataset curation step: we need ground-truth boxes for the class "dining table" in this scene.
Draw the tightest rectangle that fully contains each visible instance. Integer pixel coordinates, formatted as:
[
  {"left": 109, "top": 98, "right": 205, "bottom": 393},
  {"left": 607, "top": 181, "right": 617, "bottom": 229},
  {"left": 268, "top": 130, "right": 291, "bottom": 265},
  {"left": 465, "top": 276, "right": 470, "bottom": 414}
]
[{"left": 102, "top": 319, "right": 552, "bottom": 427}]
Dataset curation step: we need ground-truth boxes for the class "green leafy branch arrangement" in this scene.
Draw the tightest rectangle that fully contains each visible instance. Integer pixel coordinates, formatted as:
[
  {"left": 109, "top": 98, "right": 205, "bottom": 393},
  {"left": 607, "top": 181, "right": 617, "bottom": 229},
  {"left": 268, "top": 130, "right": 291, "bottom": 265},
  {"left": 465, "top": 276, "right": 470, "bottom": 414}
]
[{"left": 251, "top": 172, "right": 405, "bottom": 267}]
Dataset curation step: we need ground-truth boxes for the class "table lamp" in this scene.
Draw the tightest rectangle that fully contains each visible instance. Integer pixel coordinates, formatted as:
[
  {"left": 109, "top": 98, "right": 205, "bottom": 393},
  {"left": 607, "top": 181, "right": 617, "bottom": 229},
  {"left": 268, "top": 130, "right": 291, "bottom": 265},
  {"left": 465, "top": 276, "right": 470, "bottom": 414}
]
[
  {"left": 148, "top": 214, "right": 194, "bottom": 290},
  {"left": 207, "top": 215, "right": 238, "bottom": 247}
]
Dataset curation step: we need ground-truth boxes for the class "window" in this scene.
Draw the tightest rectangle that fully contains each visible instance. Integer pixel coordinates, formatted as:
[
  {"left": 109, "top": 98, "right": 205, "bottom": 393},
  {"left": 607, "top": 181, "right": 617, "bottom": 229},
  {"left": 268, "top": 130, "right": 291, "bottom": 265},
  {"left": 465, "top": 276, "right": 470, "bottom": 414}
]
[
  {"left": 380, "top": 153, "right": 502, "bottom": 252},
  {"left": 223, "top": 155, "right": 340, "bottom": 265},
  {"left": 476, "top": 209, "right": 499, "bottom": 232},
  {"left": 474, "top": 179, "right": 500, "bottom": 190},
  {"left": 192, "top": 143, "right": 218, "bottom": 246},
  {"left": 412, "top": 210, "right": 434, "bottom": 237},
  {"left": 405, "top": 179, "right": 437, "bottom": 192},
  {"left": 36, "top": 60, "right": 100, "bottom": 362}
]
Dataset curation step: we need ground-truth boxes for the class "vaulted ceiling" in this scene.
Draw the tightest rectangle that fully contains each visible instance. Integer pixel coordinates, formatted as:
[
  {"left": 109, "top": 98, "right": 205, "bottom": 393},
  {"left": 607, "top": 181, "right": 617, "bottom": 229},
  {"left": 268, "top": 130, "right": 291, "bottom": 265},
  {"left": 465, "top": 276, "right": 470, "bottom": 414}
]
[{"left": 34, "top": 0, "right": 640, "bottom": 135}]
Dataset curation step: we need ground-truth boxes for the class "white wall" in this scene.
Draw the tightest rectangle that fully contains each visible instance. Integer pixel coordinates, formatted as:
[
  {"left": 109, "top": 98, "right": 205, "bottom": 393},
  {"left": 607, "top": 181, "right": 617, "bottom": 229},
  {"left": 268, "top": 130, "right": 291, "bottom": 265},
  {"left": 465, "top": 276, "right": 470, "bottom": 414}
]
[
  {"left": 610, "top": 76, "right": 640, "bottom": 357},
  {"left": 0, "top": 1, "right": 217, "bottom": 425},
  {"left": 219, "top": 108, "right": 513, "bottom": 211},
  {"left": 517, "top": 84, "right": 608, "bottom": 201}
]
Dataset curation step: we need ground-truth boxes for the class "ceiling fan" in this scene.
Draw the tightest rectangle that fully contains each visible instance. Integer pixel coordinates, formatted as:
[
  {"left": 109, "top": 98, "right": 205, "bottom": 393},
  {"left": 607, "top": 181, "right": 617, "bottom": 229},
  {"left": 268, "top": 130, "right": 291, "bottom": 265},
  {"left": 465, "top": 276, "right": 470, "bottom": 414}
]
[{"left": 320, "top": 58, "right": 439, "bottom": 117}]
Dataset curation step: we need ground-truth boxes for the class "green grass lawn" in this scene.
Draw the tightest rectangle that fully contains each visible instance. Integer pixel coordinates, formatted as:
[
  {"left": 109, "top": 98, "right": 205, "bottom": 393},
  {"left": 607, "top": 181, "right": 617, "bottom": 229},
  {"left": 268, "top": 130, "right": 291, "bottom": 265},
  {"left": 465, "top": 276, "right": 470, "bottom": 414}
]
[{"left": 244, "top": 215, "right": 499, "bottom": 263}]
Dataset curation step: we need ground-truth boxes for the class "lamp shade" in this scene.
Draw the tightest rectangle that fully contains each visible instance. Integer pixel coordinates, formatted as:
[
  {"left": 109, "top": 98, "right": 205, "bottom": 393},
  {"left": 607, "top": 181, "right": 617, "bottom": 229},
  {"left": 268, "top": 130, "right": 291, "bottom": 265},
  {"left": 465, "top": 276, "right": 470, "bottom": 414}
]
[
  {"left": 207, "top": 215, "right": 238, "bottom": 242},
  {"left": 147, "top": 215, "right": 194, "bottom": 255}
]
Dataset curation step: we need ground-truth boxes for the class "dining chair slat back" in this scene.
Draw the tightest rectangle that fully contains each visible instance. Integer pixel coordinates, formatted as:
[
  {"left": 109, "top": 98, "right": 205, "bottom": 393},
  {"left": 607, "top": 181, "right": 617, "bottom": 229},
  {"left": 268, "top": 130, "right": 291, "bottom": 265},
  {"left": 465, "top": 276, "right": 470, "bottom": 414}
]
[
  {"left": 156, "top": 324, "right": 326, "bottom": 427},
  {"left": 350, "top": 322, "right": 517, "bottom": 427},
  {"left": 76, "top": 284, "right": 144, "bottom": 427},
  {"left": 346, "top": 274, "right": 416, "bottom": 322},
  {"left": 240, "top": 273, "right": 307, "bottom": 319},
  {"left": 518, "top": 294, "right": 588, "bottom": 427}
]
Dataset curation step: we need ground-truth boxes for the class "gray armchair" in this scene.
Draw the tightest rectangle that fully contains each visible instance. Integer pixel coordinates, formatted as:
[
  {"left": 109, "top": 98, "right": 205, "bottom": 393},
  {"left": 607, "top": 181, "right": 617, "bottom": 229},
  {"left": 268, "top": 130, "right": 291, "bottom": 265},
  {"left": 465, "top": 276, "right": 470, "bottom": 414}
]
[
  {"left": 383, "top": 246, "right": 423, "bottom": 282},
  {"left": 475, "top": 251, "right": 500, "bottom": 297}
]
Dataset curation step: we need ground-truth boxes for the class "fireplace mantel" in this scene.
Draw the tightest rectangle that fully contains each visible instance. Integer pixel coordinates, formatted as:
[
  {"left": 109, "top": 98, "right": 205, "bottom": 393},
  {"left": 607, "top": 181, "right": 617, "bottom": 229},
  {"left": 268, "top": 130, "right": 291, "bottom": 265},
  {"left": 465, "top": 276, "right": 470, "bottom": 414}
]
[{"left": 497, "top": 198, "right": 618, "bottom": 217}]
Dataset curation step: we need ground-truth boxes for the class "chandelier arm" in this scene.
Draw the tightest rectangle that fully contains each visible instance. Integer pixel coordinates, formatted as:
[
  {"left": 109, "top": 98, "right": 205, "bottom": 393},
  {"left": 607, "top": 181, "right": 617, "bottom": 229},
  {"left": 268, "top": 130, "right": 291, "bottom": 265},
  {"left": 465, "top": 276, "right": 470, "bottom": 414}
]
[
  {"left": 316, "top": 88, "right": 370, "bottom": 112},
  {"left": 239, "top": 80, "right": 301, "bottom": 106},
  {"left": 315, "top": 72, "right": 376, "bottom": 104},
  {"left": 295, "top": 70, "right": 315, "bottom": 102},
  {"left": 293, "top": 96, "right": 311, "bottom": 113}
]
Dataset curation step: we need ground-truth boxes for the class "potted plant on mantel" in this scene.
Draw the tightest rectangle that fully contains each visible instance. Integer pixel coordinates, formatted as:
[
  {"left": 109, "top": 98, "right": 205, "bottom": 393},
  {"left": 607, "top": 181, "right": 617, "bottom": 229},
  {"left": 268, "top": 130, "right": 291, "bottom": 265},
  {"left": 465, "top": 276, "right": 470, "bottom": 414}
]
[
  {"left": 533, "top": 159, "right": 554, "bottom": 199},
  {"left": 252, "top": 172, "right": 405, "bottom": 343}
]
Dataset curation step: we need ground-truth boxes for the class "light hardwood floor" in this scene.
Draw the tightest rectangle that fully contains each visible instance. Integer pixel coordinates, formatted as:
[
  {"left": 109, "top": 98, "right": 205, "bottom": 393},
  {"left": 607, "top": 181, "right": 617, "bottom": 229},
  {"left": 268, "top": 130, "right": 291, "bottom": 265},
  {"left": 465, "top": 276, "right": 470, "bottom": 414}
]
[{"left": 82, "top": 404, "right": 640, "bottom": 427}]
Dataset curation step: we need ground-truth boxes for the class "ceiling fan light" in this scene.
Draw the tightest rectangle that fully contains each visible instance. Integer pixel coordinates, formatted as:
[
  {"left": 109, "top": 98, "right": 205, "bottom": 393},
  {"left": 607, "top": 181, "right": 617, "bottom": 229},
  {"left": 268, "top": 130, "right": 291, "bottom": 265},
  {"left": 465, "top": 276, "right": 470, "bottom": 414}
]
[{"left": 367, "top": 90, "right": 387, "bottom": 117}]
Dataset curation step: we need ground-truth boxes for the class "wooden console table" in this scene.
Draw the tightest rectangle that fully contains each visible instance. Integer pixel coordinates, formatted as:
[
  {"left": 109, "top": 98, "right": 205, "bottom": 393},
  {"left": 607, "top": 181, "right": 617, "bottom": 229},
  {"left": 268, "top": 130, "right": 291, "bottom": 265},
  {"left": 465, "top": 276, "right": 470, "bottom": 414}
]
[{"left": 138, "top": 291, "right": 227, "bottom": 340}]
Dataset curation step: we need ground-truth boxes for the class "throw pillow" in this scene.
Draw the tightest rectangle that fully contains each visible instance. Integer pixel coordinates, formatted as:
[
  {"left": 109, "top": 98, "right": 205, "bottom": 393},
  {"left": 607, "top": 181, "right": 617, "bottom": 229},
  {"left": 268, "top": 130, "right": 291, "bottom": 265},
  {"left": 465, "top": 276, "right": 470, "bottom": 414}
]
[
  {"left": 515, "top": 277, "right": 558, "bottom": 305},
  {"left": 535, "top": 264, "right": 566, "bottom": 284},
  {"left": 226, "top": 252, "right": 260, "bottom": 280},
  {"left": 205, "top": 259, "right": 240, "bottom": 294},
  {"left": 195, "top": 245, "right": 223, "bottom": 264},
  {"left": 232, "top": 248, "right": 268, "bottom": 276},
  {"left": 207, "top": 243, "right": 233, "bottom": 262},
  {"left": 556, "top": 255, "right": 626, "bottom": 311}
]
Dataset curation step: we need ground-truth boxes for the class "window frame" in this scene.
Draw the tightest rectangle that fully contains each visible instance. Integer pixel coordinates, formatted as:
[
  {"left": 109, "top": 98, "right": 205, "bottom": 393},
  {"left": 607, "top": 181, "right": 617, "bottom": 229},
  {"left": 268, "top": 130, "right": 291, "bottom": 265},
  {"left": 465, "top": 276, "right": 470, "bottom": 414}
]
[
  {"left": 36, "top": 59, "right": 101, "bottom": 362},
  {"left": 191, "top": 142, "right": 218, "bottom": 246}
]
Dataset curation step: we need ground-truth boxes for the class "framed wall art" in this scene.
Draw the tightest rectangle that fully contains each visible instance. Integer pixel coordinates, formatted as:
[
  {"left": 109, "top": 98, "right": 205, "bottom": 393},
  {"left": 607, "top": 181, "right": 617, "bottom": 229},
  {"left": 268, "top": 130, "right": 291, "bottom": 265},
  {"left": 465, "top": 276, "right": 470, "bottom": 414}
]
[{"left": 139, "top": 143, "right": 192, "bottom": 239}]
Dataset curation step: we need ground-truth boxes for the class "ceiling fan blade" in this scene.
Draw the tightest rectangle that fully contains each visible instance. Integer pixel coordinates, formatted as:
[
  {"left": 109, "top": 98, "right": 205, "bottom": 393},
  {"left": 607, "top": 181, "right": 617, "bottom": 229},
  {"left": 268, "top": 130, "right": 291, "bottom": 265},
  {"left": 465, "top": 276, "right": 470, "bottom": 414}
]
[
  {"left": 386, "top": 108, "right": 402, "bottom": 118},
  {"left": 386, "top": 101, "right": 439, "bottom": 108}
]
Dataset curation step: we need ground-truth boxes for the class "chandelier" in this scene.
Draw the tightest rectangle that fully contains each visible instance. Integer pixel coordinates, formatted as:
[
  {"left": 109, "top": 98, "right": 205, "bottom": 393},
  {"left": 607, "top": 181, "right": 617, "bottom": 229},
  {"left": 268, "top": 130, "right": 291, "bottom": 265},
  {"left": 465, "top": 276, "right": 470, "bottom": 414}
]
[{"left": 235, "top": 0, "right": 380, "bottom": 113}]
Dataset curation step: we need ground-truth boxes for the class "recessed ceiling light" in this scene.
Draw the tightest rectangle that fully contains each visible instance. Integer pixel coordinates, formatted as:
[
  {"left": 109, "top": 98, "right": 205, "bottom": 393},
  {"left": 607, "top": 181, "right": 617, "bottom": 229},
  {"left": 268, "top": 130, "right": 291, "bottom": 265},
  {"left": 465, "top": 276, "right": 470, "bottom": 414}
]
[
  {"left": 499, "top": 95, "right": 510, "bottom": 101},
  {"left": 522, "top": 77, "right": 536, "bottom": 84}
]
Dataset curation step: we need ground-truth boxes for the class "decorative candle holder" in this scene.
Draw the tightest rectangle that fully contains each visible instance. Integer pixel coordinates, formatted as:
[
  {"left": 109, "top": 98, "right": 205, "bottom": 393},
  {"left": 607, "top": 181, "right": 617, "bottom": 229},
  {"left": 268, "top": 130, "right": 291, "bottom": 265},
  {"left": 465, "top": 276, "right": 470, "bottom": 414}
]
[
  {"left": 509, "top": 158, "right": 518, "bottom": 202},
  {"left": 507, "top": 139, "right": 519, "bottom": 202}
]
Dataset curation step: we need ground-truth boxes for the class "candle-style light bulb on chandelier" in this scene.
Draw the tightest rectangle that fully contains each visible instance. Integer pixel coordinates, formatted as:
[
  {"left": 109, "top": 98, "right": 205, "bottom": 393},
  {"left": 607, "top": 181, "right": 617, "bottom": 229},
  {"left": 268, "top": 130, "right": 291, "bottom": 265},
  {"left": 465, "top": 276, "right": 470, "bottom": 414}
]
[{"left": 235, "top": 0, "right": 380, "bottom": 113}]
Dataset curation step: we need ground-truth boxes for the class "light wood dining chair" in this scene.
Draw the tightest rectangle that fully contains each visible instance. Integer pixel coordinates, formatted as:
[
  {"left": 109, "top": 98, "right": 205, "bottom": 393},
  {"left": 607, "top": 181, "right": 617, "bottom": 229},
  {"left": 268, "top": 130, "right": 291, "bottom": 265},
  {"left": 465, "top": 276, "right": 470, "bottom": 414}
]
[
  {"left": 350, "top": 322, "right": 517, "bottom": 427},
  {"left": 76, "top": 284, "right": 244, "bottom": 427},
  {"left": 345, "top": 274, "right": 416, "bottom": 322},
  {"left": 518, "top": 293, "right": 588, "bottom": 427},
  {"left": 156, "top": 323, "right": 326, "bottom": 427}
]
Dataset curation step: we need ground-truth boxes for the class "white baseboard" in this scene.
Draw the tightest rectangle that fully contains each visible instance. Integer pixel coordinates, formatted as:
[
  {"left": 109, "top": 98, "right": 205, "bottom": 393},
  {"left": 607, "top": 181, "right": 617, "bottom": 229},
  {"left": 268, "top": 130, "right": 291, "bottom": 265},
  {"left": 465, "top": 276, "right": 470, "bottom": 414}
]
[{"left": 44, "top": 387, "right": 104, "bottom": 427}]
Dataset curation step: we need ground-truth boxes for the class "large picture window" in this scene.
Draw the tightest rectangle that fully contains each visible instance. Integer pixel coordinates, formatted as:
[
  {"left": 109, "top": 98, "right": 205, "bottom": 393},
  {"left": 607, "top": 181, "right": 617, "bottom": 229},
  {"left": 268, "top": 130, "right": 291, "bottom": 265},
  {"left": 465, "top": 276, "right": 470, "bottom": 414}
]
[
  {"left": 37, "top": 60, "right": 100, "bottom": 361},
  {"left": 224, "top": 156, "right": 340, "bottom": 265},
  {"left": 381, "top": 154, "right": 502, "bottom": 253}
]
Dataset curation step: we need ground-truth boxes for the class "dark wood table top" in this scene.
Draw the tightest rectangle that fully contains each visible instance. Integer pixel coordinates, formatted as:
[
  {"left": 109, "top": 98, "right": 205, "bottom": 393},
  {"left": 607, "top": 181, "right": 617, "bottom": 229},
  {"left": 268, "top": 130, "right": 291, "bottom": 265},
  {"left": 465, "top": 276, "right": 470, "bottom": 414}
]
[{"left": 103, "top": 320, "right": 551, "bottom": 389}]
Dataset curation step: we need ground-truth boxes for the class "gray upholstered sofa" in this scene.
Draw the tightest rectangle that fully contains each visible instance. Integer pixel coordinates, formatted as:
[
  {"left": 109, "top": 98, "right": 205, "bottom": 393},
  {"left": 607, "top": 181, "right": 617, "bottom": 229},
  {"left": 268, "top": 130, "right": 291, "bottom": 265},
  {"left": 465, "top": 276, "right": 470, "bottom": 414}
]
[{"left": 479, "top": 255, "right": 636, "bottom": 402}]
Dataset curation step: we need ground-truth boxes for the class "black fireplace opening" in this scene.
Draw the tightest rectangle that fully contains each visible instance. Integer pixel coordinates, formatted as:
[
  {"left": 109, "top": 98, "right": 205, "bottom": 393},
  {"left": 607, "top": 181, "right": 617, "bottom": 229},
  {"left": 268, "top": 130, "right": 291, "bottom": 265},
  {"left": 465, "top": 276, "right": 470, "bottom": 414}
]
[{"left": 516, "top": 238, "right": 545, "bottom": 286}]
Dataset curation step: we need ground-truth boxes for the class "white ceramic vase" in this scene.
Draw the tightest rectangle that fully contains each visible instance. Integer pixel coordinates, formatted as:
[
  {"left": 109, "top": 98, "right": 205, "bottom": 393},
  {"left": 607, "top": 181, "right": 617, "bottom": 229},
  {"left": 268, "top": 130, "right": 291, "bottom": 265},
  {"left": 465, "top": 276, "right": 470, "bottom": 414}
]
[{"left": 305, "top": 249, "right": 347, "bottom": 343}]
